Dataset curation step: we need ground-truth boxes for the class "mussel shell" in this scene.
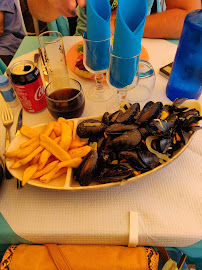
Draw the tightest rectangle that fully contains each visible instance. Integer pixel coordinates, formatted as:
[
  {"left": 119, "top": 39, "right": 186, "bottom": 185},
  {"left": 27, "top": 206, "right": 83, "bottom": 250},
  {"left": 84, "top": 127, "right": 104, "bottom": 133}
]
[
  {"left": 180, "top": 109, "right": 200, "bottom": 118},
  {"left": 102, "top": 112, "right": 111, "bottom": 125},
  {"left": 76, "top": 119, "right": 107, "bottom": 138},
  {"left": 109, "top": 110, "right": 123, "bottom": 123},
  {"left": 73, "top": 150, "right": 98, "bottom": 186},
  {"left": 119, "top": 151, "right": 148, "bottom": 171},
  {"left": 173, "top": 98, "right": 188, "bottom": 108},
  {"left": 105, "top": 123, "right": 138, "bottom": 136},
  {"left": 136, "top": 102, "right": 163, "bottom": 125},
  {"left": 107, "top": 129, "right": 142, "bottom": 151},
  {"left": 98, "top": 164, "right": 134, "bottom": 184},
  {"left": 116, "top": 103, "right": 140, "bottom": 123},
  {"left": 138, "top": 150, "right": 159, "bottom": 169},
  {"left": 151, "top": 114, "right": 177, "bottom": 133}
]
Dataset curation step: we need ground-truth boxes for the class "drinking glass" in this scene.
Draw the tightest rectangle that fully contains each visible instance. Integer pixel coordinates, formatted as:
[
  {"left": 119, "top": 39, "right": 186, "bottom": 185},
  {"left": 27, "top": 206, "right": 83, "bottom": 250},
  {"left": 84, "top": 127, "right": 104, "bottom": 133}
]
[
  {"left": 45, "top": 77, "right": 85, "bottom": 119},
  {"left": 106, "top": 45, "right": 140, "bottom": 112},
  {"left": 127, "top": 60, "right": 155, "bottom": 103},
  {"left": 83, "top": 36, "right": 113, "bottom": 102},
  {"left": 38, "top": 31, "right": 69, "bottom": 81}
]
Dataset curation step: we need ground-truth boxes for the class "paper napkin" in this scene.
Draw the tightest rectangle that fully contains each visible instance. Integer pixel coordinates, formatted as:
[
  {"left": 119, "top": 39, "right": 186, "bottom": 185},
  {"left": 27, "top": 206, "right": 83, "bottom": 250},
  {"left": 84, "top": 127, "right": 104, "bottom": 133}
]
[
  {"left": 85, "top": 0, "right": 111, "bottom": 71},
  {"left": 109, "top": 0, "right": 147, "bottom": 88},
  {"left": 86, "top": 0, "right": 111, "bottom": 41}
]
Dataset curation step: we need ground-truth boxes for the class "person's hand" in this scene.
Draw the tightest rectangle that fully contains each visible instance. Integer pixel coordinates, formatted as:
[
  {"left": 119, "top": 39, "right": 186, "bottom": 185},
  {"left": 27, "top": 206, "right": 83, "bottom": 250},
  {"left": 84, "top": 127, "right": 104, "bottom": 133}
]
[
  {"left": 0, "top": 11, "right": 4, "bottom": 36},
  {"left": 48, "top": 0, "right": 86, "bottom": 17}
]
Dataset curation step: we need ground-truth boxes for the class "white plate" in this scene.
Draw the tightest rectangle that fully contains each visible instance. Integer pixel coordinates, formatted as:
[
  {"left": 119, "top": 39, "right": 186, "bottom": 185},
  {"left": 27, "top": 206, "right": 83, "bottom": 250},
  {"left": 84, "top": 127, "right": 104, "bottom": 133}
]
[{"left": 6, "top": 99, "right": 201, "bottom": 191}]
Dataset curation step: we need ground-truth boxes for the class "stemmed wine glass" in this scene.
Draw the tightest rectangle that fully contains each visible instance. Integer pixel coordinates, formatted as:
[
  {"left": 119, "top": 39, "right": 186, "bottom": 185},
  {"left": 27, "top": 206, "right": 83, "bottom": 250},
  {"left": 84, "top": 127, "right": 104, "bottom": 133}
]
[
  {"left": 106, "top": 45, "right": 140, "bottom": 112},
  {"left": 83, "top": 36, "right": 113, "bottom": 102}
]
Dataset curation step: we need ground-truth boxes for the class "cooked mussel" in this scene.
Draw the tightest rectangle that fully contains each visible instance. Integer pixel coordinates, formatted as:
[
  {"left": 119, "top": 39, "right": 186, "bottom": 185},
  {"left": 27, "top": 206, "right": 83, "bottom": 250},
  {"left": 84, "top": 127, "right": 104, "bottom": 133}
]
[
  {"left": 105, "top": 123, "right": 138, "bottom": 136},
  {"left": 98, "top": 164, "right": 134, "bottom": 184},
  {"left": 76, "top": 119, "right": 107, "bottom": 138},
  {"left": 119, "top": 149, "right": 159, "bottom": 171},
  {"left": 73, "top": 149, "right": 98, "bottom": 186},
  {"left": 116, "top": 103, "right": 140, "bottom": 123},
  {"left": 107, "top": 129, "right": 142, "bottom": 151},
  {"left": 136, "top": 102, "right": 163, "bottom": 125}
]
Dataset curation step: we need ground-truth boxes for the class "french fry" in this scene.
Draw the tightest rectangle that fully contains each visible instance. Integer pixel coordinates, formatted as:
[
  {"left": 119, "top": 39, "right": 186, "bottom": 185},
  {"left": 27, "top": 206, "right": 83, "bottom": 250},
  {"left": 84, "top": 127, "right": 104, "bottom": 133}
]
[
  {"left": 53, "top": 122, "right": 61, "bottom": 136},
  {"left": 52, "top": 168, "right": 67, "bottom": 180},
  {"left": 59, "top": 122, "right": 72, "bottom": 151},
  {"left": 67, "top": 120, "right": 74, "bottom": 130},
  {"left": 19, "top": 146, "right": 44, "bottom": 166},
  {"left": 38, "top": 149, "right": 51, "bottom": 171},
  {"left": 57, "top": 158, "right": 82, "bottom": 170},
  {"left": 74, "top": 133, "right": 82, "bottom": 141},
  {"left": 4, "top": 149, "right": 21, "bottom": 158},
  {"left": 22, "top": 164, "right": 38, "bottom": 186},
  {"left": 40, "top": 134, "right": 71, "bottom": 161},
  {"left": 41, "top": 121, "right": 55, "bottom": 136},
  {"left": 69, "top": 139, "right": 87, "bottom": 149},
  {"left": 38, "top": 136, "right": 61, "bottom": 170},
  {"left": 49, "top": 131, "right": 56, "bottom": 140},
  {"left": 32, "top": 160, "right": 59, "bottom": 179},
  {"left": 20, "top": 137, "right": 38, "bottom": 149},
  {"left": 40, "top": 166, "right": 58, "bottom": 184},
  {"left": 29, "top": 152, "right": 41, "bottom": 166},
  {"left": 20, "top": 125, "right": 39, "bottom": 139},
  {"left": 58, "top": 117, "right": 67, "bottom": 124},
  {"left": 10, "top": 159, "right": 21, "bottom": 169},
  {"left": 17, "top": 139, "right": 40, "bottom": 159},
  {"left": 68, "top": 145, "right": 92, "bottom": 158}
]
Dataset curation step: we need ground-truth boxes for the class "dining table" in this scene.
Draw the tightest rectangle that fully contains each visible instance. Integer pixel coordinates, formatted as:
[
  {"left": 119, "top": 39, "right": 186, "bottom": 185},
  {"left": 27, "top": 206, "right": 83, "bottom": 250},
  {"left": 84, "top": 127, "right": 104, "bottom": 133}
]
[{"left": 0, "top": 36, "right": 202, "bottom": 256}]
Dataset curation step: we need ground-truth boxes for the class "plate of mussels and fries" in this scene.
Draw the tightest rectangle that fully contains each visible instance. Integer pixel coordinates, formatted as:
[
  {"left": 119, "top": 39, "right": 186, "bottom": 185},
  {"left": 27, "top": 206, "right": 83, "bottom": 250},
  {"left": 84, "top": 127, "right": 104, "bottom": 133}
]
[{"left": 4, "top": 98, "right": 202, "bottom": 191}]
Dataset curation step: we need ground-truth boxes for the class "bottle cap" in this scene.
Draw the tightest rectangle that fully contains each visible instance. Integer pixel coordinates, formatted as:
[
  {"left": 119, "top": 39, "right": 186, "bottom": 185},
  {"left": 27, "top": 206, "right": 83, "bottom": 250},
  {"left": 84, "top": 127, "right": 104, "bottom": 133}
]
[
  {"left": 185, "top": 9, "right": 202, "bottom": 32},
  {"left": 0, "top": 75, "right": 9, "bottom": 87}
]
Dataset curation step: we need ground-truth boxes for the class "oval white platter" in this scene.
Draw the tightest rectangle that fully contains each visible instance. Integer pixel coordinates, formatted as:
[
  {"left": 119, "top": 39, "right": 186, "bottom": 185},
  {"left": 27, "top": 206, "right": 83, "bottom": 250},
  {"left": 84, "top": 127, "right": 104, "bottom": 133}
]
[{"left": 6, "top": 99, "right": 201, "bottom": 191}]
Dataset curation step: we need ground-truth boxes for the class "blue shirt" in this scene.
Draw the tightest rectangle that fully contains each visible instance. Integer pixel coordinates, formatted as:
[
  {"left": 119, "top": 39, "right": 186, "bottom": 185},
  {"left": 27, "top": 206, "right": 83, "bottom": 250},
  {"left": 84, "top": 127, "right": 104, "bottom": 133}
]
[{"left": 0, "top": 0, "right": 26, "bottom": 56}]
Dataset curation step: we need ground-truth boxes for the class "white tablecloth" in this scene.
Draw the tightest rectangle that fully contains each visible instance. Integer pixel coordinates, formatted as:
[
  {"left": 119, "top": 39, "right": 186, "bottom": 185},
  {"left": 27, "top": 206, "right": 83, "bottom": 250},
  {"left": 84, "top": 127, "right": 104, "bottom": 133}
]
[{"left": 0, "top": 37, "right": 201, "bottom": 247}]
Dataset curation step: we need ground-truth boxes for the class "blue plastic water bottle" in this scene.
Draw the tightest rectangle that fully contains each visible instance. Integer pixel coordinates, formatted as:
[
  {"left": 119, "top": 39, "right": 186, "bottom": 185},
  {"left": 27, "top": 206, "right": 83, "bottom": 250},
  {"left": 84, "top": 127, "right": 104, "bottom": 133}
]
[{"left": 166, "top": 9, "right": 202, "bottom": 101}]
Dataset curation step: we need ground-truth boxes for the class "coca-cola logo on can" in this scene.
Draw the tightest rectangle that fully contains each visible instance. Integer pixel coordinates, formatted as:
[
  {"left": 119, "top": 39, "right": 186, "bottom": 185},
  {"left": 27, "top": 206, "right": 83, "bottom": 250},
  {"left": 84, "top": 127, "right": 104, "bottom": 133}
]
[{"left": 34, "top": 85, "right": 45, "bottom": 101}]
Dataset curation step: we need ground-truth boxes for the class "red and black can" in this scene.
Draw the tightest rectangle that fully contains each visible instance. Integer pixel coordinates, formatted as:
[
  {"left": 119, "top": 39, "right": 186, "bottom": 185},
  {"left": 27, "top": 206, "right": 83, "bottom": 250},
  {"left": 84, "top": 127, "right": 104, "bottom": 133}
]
[{"left": 7, "top": 60, "right": 47, "bottom": 113}]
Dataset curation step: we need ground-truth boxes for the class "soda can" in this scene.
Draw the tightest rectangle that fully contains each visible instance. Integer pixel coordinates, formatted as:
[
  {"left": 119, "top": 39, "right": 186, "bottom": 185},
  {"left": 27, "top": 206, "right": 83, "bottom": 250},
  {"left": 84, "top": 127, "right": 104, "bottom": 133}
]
[{"left": 7, "top": 60, "right": 47, "bottom": 113}]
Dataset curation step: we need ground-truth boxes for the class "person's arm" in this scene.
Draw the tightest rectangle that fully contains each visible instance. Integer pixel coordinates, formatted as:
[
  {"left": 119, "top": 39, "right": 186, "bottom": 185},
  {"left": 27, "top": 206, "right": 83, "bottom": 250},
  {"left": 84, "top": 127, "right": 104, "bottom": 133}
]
[
  {"left": 0, "top": 11, "right": 4, "bottom": 36},
  {"left": 27, "top": 0, "right": 86, "bottom": 22},
  {"left": 143, "top": 0, "right": 201, "bottom": 39}
]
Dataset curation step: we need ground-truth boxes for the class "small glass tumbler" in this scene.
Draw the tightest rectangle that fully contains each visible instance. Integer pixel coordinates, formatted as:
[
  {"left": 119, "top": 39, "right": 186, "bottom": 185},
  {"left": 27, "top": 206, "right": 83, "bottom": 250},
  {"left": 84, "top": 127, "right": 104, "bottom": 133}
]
[
  {"left": 38, "top": 31, "right": 69, "bottom": 81},
  {"left": 127, "top": 60, "right": 155, "bottom": 103},
  {"left": 45, "top": 77, "right": 85, "bottom": 119}
]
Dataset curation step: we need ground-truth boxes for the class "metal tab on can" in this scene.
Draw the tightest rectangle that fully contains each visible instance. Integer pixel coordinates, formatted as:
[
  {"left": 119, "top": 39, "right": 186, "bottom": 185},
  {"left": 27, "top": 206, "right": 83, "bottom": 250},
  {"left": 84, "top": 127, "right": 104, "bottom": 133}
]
[{"left": 10, "top": 60, "right": 35, "bottom": 75}]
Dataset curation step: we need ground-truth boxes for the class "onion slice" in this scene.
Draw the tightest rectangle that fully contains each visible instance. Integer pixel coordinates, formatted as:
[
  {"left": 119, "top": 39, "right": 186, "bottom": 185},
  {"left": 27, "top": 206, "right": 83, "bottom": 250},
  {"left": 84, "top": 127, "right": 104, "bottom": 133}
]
[{"left": 146, "top": 136, "right": 170, "bottom": 163}]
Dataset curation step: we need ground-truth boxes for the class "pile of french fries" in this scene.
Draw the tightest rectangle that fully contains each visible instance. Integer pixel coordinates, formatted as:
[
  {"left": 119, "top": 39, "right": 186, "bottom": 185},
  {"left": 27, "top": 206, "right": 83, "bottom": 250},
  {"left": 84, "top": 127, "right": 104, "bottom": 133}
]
[{"left": 4, "top": 118, "right": 92, "bottom": 186}]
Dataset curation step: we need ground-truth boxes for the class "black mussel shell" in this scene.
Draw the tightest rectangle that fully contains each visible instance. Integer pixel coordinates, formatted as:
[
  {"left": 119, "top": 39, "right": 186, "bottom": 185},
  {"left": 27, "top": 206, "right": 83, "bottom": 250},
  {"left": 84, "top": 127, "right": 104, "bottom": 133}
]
[
  {"left": 76, "top": 119, "right": 107, "bottom": 138},
  {"left": 105, "top": 123, "right": 138, "bottom": 136},
  {"left": 138, "top": 150, "right": 159, "bottom": 170},
  {"left": 98, "top": 164, "right": 134, "bottom": 184},
  {"left": 119, "top": 151, "right": 148, "bottom": 171},
  {"left": 102, "top": 112, "right": 111, "bottom": 125},
  {"left": 107, "top": 129, "right": 142, "bottom": 151},
  {"left": 136, "top": 102, "right": 163, "bottom": 125},
  {"left": 116, "top": 103, "right": 140, "bottom": 123},
  {"left": 73, "top": 149, "right": 98, "bottom": 186}
]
